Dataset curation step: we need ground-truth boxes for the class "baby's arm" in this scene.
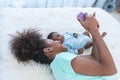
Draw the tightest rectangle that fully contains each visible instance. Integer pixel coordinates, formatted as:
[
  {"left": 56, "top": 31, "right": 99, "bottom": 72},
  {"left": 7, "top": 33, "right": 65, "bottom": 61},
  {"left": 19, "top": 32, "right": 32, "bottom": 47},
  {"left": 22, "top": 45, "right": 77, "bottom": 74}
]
[{"left": 78, "top": 48, "right": 84, "bottom": 54}]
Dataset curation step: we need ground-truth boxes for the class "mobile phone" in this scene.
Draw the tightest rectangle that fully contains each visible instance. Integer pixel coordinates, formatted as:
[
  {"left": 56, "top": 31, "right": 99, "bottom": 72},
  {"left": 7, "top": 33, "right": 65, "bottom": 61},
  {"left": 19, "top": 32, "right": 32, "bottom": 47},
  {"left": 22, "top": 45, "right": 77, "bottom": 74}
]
[{"left": 77, "top": 12, "right": 86, "bottom": 21}]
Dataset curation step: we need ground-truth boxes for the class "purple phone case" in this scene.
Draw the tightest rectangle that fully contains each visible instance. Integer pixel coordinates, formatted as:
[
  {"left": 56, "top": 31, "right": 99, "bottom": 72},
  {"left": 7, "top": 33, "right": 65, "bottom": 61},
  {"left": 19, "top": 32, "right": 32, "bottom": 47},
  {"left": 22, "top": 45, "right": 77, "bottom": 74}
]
[{"left": 77, "top": 12, "right": 85, "bottom": 21}]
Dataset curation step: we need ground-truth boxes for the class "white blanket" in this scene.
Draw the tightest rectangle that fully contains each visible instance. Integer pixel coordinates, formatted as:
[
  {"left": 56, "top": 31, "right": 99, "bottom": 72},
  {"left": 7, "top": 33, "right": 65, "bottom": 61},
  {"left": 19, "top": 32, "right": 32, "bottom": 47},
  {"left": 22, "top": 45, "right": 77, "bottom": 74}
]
[{"left": 0, "top": 8, "right": 120, "bottom": 80}]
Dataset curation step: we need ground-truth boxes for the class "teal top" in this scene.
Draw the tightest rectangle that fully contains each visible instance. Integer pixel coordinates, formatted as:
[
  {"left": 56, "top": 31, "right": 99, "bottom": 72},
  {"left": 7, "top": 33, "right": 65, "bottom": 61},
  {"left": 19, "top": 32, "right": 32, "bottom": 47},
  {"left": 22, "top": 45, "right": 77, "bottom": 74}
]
[{"left": 50, "top": 52, "right": 109, "bottom": 80}]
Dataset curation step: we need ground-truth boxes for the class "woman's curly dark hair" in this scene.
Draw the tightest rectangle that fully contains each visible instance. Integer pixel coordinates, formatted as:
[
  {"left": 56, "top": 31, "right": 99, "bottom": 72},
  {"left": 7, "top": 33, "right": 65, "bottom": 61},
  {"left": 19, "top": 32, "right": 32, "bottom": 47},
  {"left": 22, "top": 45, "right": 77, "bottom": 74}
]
[{"left": 11, "top": 29, "right": 50, "bottom": 64}]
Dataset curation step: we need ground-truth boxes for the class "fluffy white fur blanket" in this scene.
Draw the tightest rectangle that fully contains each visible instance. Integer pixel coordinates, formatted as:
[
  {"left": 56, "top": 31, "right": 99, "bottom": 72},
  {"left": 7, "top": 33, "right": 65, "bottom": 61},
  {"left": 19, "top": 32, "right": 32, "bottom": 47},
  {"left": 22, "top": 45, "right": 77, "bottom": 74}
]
[{"left": 0, "top": 8, "right": 120, "bottom": 80}]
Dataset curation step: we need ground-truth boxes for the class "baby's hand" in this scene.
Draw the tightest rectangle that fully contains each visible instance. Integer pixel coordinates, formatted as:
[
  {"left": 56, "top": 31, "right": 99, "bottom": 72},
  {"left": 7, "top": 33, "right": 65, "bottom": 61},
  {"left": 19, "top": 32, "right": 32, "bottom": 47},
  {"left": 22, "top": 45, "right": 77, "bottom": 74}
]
[
  {"left": 78, "top": 48, "right": 84, "bottom": 54},
  {"left": 73, "top": 33, "right": 78, "bottom": 38}
]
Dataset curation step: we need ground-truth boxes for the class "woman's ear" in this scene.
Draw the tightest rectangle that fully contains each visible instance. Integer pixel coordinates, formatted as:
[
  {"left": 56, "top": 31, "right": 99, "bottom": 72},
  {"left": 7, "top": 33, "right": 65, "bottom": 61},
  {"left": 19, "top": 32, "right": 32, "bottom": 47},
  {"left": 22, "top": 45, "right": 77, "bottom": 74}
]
[{"left": 43, "top": 47, "right": 53, "bottom": 53}]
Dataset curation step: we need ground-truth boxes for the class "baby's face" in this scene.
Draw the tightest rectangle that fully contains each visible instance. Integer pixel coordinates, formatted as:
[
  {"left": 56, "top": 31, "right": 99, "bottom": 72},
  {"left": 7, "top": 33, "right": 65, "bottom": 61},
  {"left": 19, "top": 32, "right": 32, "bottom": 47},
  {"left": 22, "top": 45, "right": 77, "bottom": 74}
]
[{"left": 52, "top": 33, "right": 64, "bottom": 44}]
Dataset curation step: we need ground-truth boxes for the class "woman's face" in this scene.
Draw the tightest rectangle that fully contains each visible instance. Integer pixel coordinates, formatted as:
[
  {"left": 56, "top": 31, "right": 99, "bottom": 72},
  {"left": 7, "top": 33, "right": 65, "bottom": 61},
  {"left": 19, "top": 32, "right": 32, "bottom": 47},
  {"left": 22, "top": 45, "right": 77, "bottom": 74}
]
[
  {"left": 43, "top": 39, "right": 67, "bottom": 61},
  {"left": 52, "top": 33, "right": 64, "bottom": 44},
  {"left": 45, "top": 39, "right": 67, "bottom": 53}
]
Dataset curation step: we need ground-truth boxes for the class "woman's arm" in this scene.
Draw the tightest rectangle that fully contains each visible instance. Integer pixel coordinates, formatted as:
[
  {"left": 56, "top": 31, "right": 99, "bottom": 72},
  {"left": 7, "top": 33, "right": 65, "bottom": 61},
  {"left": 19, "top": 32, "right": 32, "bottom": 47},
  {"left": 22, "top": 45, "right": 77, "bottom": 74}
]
[
  {"left": 90, "top": 32, "right": 107, "bottom": 61},
  {"left": 71, "top": 14, "right": 117, "bottom": 76}
]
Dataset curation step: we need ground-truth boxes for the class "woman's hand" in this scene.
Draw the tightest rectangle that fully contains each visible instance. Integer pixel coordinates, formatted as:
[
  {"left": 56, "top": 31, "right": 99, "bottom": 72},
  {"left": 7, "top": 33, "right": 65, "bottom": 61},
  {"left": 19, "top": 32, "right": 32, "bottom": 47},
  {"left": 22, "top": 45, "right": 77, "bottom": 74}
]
[{"left": 77, "top": 13, "right": 99, "bottom": 32}]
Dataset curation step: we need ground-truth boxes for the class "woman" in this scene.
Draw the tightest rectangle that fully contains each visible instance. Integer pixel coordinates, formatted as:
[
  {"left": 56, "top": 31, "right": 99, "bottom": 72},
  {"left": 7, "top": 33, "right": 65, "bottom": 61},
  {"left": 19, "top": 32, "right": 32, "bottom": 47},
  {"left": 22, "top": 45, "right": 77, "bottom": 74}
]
[{"left": 11, "top": 13, "right": 117, "bottom": 80}]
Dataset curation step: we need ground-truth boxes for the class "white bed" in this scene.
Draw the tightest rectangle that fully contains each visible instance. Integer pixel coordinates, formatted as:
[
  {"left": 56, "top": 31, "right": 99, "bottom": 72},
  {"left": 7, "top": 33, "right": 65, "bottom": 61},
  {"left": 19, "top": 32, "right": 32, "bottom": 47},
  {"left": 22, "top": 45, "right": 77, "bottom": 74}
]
[{"left": 0, "top": 8, "right": 120, "bottom": 80}]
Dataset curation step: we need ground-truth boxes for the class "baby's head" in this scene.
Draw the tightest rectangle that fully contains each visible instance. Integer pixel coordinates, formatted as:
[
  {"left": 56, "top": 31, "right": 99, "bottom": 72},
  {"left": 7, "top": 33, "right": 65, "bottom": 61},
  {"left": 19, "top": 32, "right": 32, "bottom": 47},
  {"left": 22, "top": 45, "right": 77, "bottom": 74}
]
[{"left": 47, "top": 32, "right": 64, "bottom": 44}]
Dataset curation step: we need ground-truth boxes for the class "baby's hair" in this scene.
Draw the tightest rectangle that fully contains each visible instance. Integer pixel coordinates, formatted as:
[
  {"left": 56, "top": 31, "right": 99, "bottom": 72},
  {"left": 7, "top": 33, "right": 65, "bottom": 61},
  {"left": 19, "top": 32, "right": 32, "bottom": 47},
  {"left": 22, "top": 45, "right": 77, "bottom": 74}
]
[
  {"left": 47, "top": 32, "right": 57, "bottom": 39},
  {"left": 10, "top": 29, "right": 50, "bottom": 64}
]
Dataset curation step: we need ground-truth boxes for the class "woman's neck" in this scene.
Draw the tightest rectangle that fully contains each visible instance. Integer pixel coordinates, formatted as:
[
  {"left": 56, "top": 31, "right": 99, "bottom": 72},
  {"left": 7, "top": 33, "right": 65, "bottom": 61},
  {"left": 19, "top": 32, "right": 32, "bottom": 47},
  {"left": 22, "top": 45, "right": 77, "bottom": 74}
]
[{"left": 48, "top": 52, "right": 57, "bottom": 62}]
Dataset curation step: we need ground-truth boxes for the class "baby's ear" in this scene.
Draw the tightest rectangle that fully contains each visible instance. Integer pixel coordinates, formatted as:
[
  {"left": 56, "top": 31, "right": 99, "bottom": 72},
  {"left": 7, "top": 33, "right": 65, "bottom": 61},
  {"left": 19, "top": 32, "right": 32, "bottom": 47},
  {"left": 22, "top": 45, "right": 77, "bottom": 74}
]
[{"left": 43, "top": 47, "right": 53, "bottom": 53}]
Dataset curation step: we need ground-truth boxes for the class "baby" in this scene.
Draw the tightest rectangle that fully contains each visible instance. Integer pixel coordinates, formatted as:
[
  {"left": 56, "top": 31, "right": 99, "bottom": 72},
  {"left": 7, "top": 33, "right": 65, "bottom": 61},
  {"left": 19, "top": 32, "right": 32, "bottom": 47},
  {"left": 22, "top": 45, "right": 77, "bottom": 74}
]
[{"left": 47, "top": 31, "right": 93, "bottom": 54}]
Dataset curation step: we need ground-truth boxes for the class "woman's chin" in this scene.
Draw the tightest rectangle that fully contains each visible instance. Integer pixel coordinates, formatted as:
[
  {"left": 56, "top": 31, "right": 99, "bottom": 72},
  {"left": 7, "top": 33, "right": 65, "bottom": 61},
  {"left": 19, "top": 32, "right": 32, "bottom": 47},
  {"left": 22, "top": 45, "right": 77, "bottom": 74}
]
[{"left": 62, "top": 46, "right": 67, "bottom": 51}]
